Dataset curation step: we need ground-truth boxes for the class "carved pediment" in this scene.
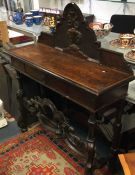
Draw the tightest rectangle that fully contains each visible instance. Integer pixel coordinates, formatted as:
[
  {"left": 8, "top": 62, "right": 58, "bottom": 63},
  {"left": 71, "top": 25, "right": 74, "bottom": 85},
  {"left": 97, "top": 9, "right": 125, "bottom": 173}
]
[{"left": 55, "top": 3, "right": 101, "bottom": 61}]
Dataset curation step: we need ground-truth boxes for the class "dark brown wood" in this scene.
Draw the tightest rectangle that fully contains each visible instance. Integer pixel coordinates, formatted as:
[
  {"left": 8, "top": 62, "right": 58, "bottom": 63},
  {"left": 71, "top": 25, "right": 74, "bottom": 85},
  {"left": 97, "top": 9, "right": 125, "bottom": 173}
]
[
  {"left": 38, "top": 5, "right": 95, "bottom": 47},
  {"left": 54, "top": 3, "right": 100, "bottom": 61},
  {"left": 38, "top": 32, "right": 55, "bottom": 47},
  {"left": 6, "top": 42, "right": 134, "bottom": 174},
  {"left": 100, "top": 48, "right": 133, "bottom": 74},
  {"left": 5, "top": 3, "right": 135, "bottom": 175},
  {"left": 9, "top": 44, "right": 133, "bottom": 94},
  {"left": 63, "top": 2, "right": 84, "bottom": 22},
  {"left": 109, "top": 99, "right": 126, "bottom": 173}
]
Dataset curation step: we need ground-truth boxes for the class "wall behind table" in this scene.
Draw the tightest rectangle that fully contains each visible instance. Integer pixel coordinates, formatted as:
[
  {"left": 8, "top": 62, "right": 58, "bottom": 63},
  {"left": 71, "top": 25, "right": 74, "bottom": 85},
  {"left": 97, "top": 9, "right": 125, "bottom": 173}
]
[
  {"left": 36, "top": 0, "right": 135, "bottom": 23},
  {"left": 91, "top": 1, "right": 135, "bottom": 23}
]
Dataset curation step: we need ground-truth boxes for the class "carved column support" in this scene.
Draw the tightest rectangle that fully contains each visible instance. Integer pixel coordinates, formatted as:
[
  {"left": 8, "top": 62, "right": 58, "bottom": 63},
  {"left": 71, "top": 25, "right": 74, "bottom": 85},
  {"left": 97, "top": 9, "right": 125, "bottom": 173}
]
[
  {"left": 64, "top": 113, "right": 97, "bottom": 175},
  {"left": 65, "top": 125, "right": 87, "bottom": 156},
  {"left": 16, "top": 73, "right": 41, "bottom": 132},
  {"left": 84, "top": 113, "right": 96, "bottom": 175},
  {"left": 16, "top": 72, "right": 29, "bottom": 132},
  {"left": 37, "top": 98, "right": 69, "bottom": 136},
  {"left": 16, "top": 89, "right": 28, "bottom": 132},
  {"left": 109, "top": 99, "right": 125, "bottom": 173}
]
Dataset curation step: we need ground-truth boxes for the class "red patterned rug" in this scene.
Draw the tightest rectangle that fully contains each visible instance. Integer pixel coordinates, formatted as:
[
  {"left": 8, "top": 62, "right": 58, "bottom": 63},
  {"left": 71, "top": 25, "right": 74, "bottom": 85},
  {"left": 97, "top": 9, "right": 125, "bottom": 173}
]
[{"left": 0, "top": 124, "right": 111, "bottom": 175}]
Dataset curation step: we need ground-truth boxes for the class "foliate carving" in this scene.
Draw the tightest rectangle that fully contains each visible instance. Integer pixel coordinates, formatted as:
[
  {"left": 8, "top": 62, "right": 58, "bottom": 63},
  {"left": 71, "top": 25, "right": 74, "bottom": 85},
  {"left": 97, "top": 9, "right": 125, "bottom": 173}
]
[
  {"left": 63, "top": 3, "right": 84, "bottom": 27},
  {"left": 37, "top": 98, "right": 69, "bottom": 135},
  {"left": 18, "top": 96, "right": 68, "bottom": 135},
  {"left": 64, "top": 3, "right": 83, "bottom": 47},
  {"left": 55, "top": 3, "right": 100, "bottom": 60},
  {"left": 66, "top": 10, "right": 80, "bottom": 28},
  {"left": 16, "top": 89, "right": 23, "bottom": 98},
  {"left": 37, "top": 98, "right": 94, "bottom": 159},
  {"left": 67, "top": 28, "right": 82, "bottom": 45},
  {"left": 63, "top": 44, "right": 89, "bottom": 60},
  {"left": 23, "top": 96, "right": 40, "bottom": 116},
  {"left": 65, "top": 129, "right": 94, "bottom": 158},
  {"left": 18, "top": 96, "right": 93, "bottom": 158}
]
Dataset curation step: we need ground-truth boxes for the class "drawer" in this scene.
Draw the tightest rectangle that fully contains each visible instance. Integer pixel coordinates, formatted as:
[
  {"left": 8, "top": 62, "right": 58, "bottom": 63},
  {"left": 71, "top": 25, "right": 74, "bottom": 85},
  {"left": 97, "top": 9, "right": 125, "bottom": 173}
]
[
  {"left": 11, "top": 58, "right": 25, "bottom": 72},
  {"left": 67, "top": 84, "right": 97, "bottom": 111},
  {"left": 25, "top": 64, "right": 45, "bottom": 82},
  {"left": 45, "top": 73, "right": 69, "bottom": 97},
  {"left": 45, "top": 73, "right": 96, "bottom": 111}
]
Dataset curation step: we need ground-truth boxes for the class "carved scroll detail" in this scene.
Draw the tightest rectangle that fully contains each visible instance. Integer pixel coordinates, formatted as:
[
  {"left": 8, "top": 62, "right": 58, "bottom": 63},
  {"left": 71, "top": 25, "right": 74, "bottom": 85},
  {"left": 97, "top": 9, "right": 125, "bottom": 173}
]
[
  {"left": 55, "top": 3, "right": 100, "bottom": 61},
  {"left": 67, "top": 28, "right": 82, "bottom": 45},
  {"left": 18, "top": 95, "right": 93, "bottom": 159}
]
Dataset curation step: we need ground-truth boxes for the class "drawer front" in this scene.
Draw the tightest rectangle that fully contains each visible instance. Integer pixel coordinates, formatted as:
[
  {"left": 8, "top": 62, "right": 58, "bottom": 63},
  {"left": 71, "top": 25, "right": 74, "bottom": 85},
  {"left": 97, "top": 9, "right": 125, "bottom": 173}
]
[
  {"left": 11, "top": 57, "right": 25, "bottom": 72},
  {"left": 25, "top": 64, "right": 45, "bottom": 82},
  {"left": 45, "top": 73, "right": 68, "bottom": 96},
  {"left": 45, "top": 73, "right": 97, "bottom": 111},
  {"left": 66, "top": 84, "right": 96, "bottom": 111},
  {"left": 11, "top": 57, "right": 97, "bottom": 111}
]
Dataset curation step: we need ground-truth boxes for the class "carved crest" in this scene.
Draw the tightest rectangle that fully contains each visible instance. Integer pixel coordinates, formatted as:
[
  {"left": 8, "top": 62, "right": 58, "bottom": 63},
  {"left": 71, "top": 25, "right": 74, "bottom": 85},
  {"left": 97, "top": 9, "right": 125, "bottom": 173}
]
[
  {"left": 55, "top": 3, "right": 100, "bottom": 60},
  {"left": 63, "top": 2, "right": 84, "bottom": 29}
]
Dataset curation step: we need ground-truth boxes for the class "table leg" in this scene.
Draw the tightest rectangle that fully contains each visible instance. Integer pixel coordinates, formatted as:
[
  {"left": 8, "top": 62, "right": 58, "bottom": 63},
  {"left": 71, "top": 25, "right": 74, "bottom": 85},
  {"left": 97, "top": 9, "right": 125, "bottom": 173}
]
[
  {"left": 17, "top": 89, "right": 28, "bottom": 132},
  {"left": 84, "top": 113, "right": 96, "bottom": 175},
  {"left": 16, "top": 73, "right": 28, "bottom": 132},
  {"left": 109, "top": 99, "right": 125, "bottom": 172}
]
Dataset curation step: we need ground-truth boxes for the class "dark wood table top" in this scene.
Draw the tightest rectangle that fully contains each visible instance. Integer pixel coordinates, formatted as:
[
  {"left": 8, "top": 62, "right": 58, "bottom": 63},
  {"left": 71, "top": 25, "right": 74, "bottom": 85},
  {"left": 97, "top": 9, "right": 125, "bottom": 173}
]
[{"left": 8, "top": 43, "right": 134, "bottom": 95}]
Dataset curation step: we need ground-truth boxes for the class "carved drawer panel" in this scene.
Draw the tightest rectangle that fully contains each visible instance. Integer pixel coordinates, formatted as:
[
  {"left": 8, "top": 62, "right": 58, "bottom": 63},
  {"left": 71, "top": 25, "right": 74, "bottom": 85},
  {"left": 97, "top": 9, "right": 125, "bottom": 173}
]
[{"left": 25, "top": 64, "right": 45, "bottom": 82}]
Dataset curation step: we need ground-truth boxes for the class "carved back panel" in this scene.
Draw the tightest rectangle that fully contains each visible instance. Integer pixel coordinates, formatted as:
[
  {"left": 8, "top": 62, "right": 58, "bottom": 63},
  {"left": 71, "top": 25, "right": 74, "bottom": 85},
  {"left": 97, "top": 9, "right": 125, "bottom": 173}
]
[
  {"left": 38, "top": 3, "right": 133, "bottom": 75},
  {"left": 54, "top": 3, "right": 101, "bottom": 60}
]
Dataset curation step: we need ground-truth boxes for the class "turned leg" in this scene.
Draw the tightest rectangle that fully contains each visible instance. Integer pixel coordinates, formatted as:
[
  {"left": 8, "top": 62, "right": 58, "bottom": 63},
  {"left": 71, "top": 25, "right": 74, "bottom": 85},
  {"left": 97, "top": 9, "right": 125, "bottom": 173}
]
[{"left": 84, "top": 113, "right": 96, "bottom": 175}]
